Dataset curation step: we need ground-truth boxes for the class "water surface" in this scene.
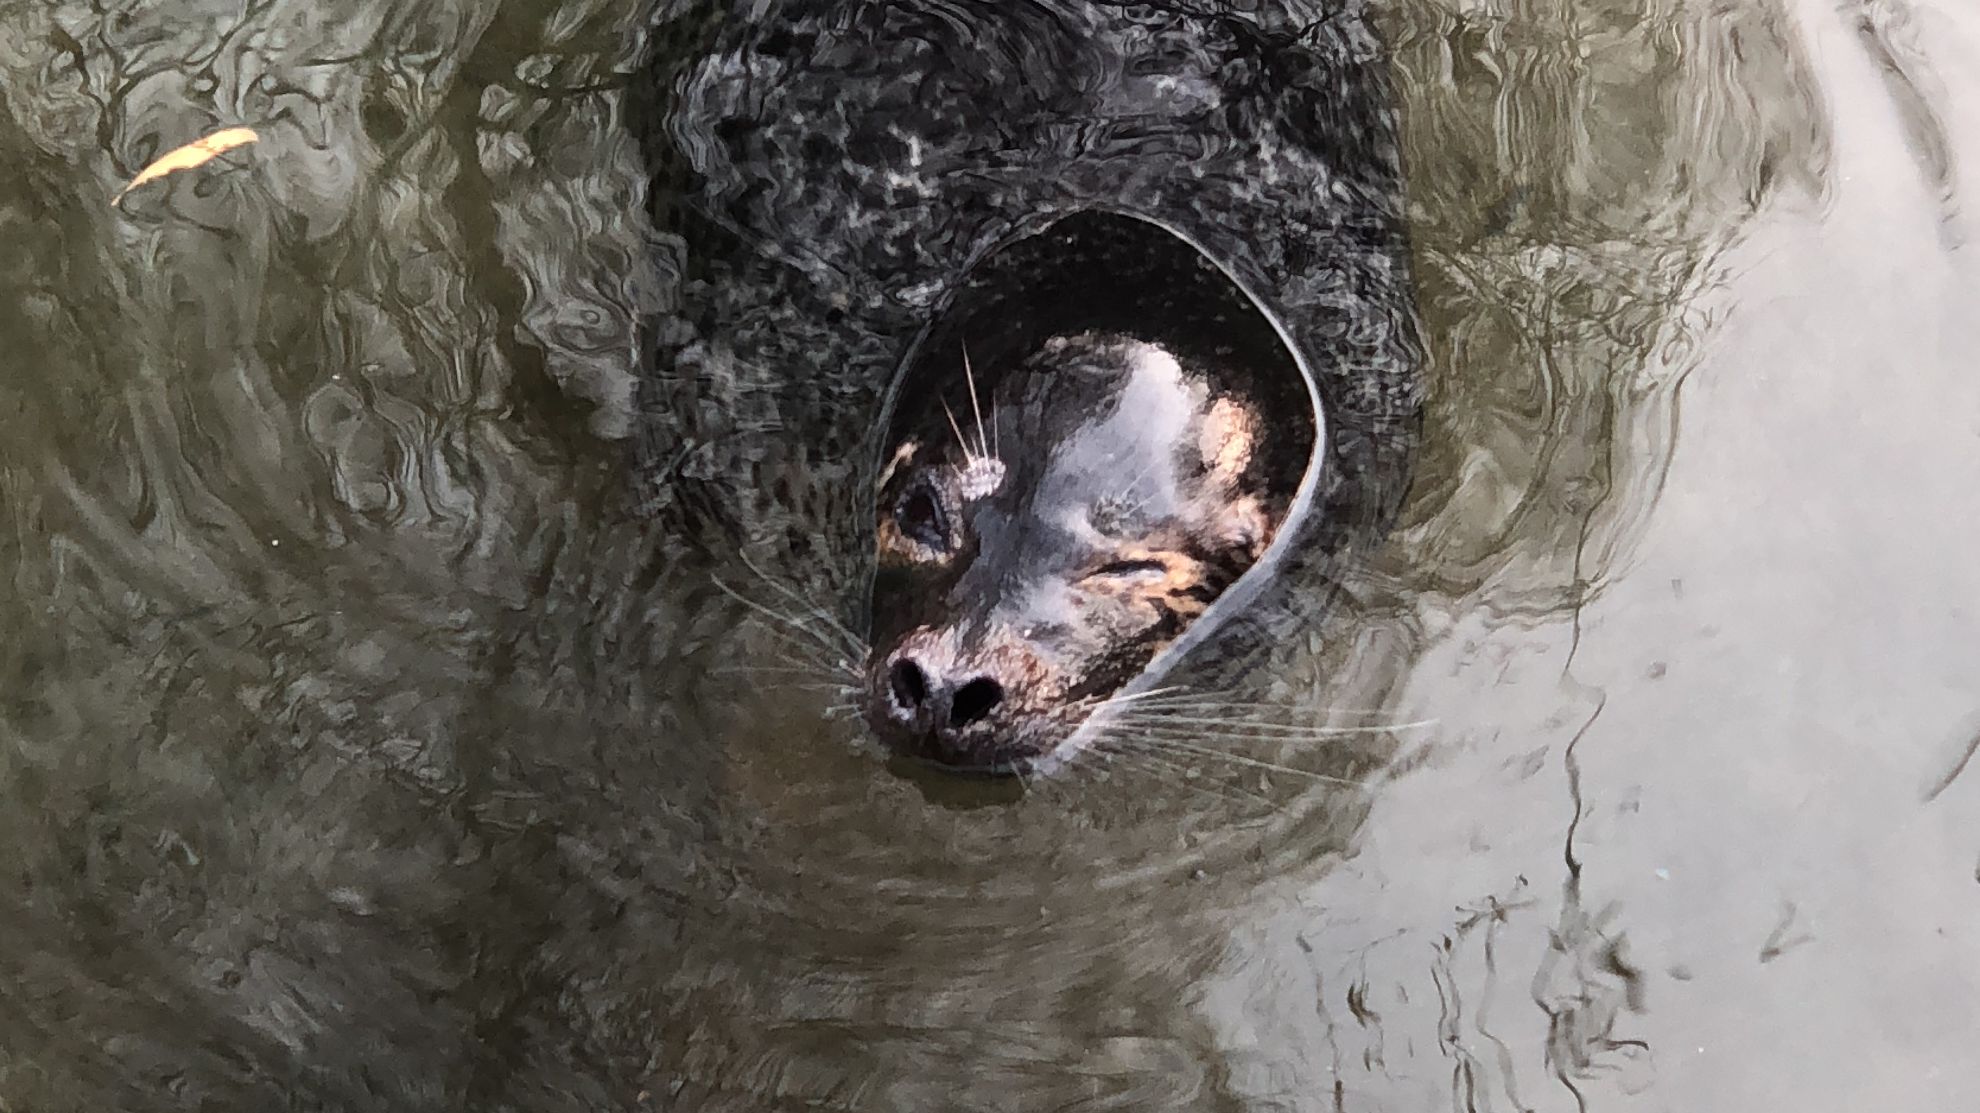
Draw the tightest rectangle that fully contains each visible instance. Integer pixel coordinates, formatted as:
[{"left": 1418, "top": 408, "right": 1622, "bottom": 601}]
[{"left": 1, "top": 1, "right": 1977, "bottom": 1110}]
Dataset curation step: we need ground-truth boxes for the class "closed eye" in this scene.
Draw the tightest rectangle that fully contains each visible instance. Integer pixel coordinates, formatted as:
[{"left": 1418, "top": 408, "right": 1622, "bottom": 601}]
[{"left": 1090, "top": 558, "right": 1169, "bottom": 579}]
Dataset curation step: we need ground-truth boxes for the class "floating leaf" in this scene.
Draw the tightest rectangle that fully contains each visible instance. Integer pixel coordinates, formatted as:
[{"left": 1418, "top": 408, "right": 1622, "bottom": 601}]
[{"left": 112, "top": 126, "right": 260, "bottom": 205}]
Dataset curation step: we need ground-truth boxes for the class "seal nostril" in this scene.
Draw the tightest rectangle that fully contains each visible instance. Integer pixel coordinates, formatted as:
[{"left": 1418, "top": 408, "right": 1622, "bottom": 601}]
[
  {"left": 949, "top": 678, "right": 1003, "bottom": 727},
  {"left": 889, "top": 659, "right": 929, "bottom": 710}
]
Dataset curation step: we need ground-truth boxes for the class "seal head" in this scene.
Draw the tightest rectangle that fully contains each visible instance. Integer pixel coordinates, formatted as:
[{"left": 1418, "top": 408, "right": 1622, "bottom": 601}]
[{"left": 866, "top": 330, "right": 1295, "bottom": 773}]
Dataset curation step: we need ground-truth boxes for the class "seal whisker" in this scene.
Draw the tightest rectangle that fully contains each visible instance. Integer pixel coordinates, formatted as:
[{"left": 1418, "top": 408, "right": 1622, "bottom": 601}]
[
  {"left": 1110, "top": 713, "right": 1435, "bottom": 738},
  {"left": 1101, "top": 695, "right": 1399, "bottom": 712},
  {"left": 1124, "top": 726, "right": 1349, "bottom": 748},
  {"left": 1096, "top": 685, "right": 1191, "bottom": 706},
  {"left": 712, "top": 662, "right": 851, "bottom": 677},
  {"left": 710, "top": 571, "right": 853, "bottom": 653},
  {"left": 940, "top": 396, "right": 972, "bottom": 459},
  {"left": 1045, "top": 744, "right": 1144, "bottom": 794},
  {"left": 1121, "top": 715, "right": 1405, "bottom": 735},
  {"left": 736, "top": 549, "right": 868, "bottom": 656},
  {"left": 1098, "top": 693, "right": 1408, "bottom": 717},
  {"left": 709, "top": 574, "right": 859, "bottom": 667},
  {"left": 1116, "top": 725, "right": 1386, "bottom": 747},
  {"left": 769, "top": 680, "right": 860, "bottom": 695},
  {"left": 1109, "top": 734, "right": 1372, "bottom": 790},
  {"left": 1094, "top": 738, "right": 1284, "bottom": 811},
  {"left": 1120, "top": 725, "right": 1397, "bottom": 750},
  {"left": 713, "top": 664, "right": 858, "bottom": 692},
  {"left": 961, "top": 341, "right": 992, "bottom": 462}
]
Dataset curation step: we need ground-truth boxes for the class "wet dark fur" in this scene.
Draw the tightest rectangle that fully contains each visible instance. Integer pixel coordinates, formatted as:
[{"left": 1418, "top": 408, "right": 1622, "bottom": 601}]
[{"left": 632, "top": 1, "right": 1423, "bottom": 579}]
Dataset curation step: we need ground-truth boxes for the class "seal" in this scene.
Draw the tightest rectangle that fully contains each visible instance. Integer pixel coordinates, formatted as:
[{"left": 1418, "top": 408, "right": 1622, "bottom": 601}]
[
  {"left": 861, "top": 210, "right": 1325, "bottom": 772},
  {"left": 636, "top": 2, "right": 1425, "bottom": 775}
]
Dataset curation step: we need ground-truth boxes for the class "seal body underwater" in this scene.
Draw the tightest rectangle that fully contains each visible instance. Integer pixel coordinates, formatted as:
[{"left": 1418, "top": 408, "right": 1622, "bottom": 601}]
[{"left": 634, "top": 0, "right": 1424, "bottom": 773}]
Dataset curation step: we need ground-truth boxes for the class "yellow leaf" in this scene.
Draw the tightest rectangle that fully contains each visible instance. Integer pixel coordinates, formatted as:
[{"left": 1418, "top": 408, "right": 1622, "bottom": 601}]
[{"left": 112, "top": 126, "right": 261, "bottom": 205}]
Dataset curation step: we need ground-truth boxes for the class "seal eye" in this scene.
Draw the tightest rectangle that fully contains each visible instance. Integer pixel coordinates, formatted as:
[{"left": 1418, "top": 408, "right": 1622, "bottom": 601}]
[{"left": 895, "top": 481, "right": 950, "bottom": 552}]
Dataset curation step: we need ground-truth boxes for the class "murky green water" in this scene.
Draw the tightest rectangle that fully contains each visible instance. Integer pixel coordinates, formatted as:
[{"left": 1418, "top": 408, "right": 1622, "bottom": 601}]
[{"left": 3, "top": 1, "right": 1977, "bottom": 1110}]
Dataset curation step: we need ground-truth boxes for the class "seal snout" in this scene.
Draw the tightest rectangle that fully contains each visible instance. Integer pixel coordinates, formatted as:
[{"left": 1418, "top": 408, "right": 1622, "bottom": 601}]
[
  {"left": 868, "top": 629, "right": 1031, "bottom": 771},
  {"left": 886, "top": 657, "right": 1005, "bottom": 731}
]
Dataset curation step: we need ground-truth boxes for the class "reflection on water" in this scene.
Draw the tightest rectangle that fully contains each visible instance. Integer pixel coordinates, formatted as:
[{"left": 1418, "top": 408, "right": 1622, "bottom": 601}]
[{"left": 3, "top": 1, "right": 1978, "bottom": 1110}]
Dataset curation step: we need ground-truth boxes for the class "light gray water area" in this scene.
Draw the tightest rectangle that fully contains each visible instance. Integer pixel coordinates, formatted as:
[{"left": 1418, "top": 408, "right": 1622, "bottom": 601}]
[{"left": 2, "top": 1, "right": 1977, "bottom": 1110}]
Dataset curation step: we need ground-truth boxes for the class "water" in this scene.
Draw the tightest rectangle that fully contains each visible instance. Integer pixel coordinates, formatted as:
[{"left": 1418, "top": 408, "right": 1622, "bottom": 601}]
[{"left": 2, "top": 1, "right": 1977, "bottom": 1109}]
